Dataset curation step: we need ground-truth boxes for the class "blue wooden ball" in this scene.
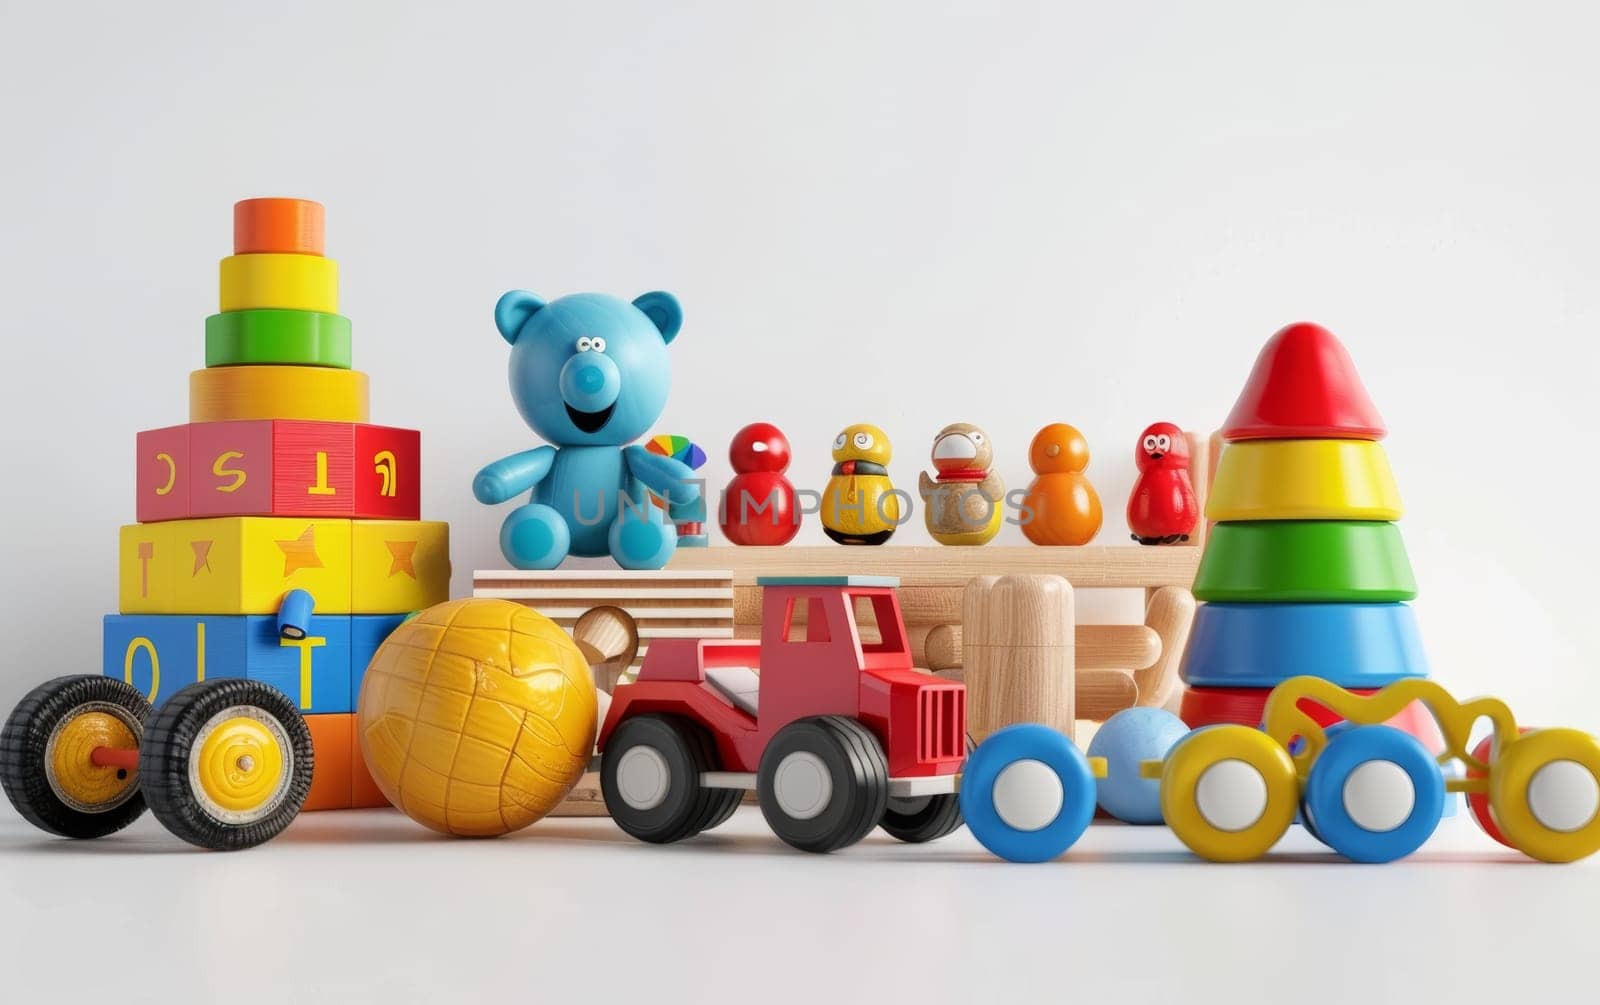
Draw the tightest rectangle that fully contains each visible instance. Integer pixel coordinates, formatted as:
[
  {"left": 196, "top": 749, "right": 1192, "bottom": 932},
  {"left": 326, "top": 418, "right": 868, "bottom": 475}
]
[{"left": 1087, "top": 707, "right": 1191, "bottom": 823}]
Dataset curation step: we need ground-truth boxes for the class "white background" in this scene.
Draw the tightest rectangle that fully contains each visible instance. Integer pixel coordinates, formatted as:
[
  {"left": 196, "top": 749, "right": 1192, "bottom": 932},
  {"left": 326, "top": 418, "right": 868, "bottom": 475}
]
[{"left": 1, "top": 2, "right": 1597, "bottom": 1002}]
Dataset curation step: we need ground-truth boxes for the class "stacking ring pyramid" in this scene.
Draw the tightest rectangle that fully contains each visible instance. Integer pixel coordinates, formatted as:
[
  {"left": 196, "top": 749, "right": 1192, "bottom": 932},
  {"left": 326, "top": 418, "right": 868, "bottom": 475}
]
[{"left": 1179, "top": 322, "right": 1430, "bottom": 729}]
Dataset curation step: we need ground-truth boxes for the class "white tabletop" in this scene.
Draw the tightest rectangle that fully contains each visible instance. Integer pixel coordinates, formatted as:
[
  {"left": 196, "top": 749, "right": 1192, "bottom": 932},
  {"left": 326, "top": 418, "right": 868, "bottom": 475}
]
[{"left": 0, "top": 803, "right": 1592, "bottom": 1004}]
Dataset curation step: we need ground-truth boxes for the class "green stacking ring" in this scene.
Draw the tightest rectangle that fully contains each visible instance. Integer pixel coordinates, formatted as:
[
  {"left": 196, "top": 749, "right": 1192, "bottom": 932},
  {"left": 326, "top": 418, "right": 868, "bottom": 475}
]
[
  {"left": 1193, "top": 520, "right": 1418, "bottom": 603},
  {"left": 205, "top": 310, "right": 352, "bottom": 368}
]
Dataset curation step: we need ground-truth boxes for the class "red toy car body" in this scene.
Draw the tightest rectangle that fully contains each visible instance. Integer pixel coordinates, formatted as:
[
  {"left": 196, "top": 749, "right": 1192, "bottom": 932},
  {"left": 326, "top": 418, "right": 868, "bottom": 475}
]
[{"left": 597, "top": 575, "right": 968, "bottom": 852}]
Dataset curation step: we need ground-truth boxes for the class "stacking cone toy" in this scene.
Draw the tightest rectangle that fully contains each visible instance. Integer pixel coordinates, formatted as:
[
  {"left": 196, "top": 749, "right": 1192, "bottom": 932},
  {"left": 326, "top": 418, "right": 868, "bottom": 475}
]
[
  {"left": 1179, "top": 323, "right": 1432, "bottom": 732},
  {"left": 107, "top": 199, "right": 450, "bottom": 811}
]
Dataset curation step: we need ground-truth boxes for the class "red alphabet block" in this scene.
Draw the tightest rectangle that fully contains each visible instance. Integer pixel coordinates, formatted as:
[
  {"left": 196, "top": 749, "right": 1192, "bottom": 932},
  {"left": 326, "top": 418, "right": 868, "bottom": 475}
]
[
  {"left": 354, "top": 425, "right": 421, "bottom": 520},
  {"left": 272, "top": 421, "right": 356, "bottom": 516},
  {"left": 189, "top": 421, "right": 274, "bottom": 517},
  {"left": 135, "top": 425, "right": 191, "bottom": 522}
]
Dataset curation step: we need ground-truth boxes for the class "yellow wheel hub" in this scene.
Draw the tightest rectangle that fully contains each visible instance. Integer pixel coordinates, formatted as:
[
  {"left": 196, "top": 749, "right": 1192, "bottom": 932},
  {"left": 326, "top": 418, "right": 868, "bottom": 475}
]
[
  {"left": 47, "top": 708, "right": 139, "bottom": 811},
  {"left": 1490, "top": 728, "right": 1600, "bottom": 863},
  {"left": 1161, "top": 725, "right": 1299, "bottom": 862},
  {"left": 193, "top": 711, "right": 289, "bottom": 821}
]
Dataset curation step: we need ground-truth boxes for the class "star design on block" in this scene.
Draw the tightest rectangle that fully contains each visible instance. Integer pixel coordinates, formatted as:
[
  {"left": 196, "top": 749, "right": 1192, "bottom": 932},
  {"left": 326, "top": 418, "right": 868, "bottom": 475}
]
[
  {"left": 385, "top": 540, "right": 418, "bottom": 579},
  {"left": 276, "top": 526, "right": 324, "bottom": 577},
  {"left": 190, "top": 539, "right": 213, "bottom": 576}
]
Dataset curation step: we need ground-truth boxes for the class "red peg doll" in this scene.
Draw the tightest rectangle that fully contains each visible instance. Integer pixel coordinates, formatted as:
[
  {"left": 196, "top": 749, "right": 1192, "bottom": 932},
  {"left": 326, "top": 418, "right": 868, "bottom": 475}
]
[
  {"left": 1127, "top": 422, "right": 1198, "bottom": 545},
  {"left": 719, "top": 422, "right": 801, "bottom": 545}
]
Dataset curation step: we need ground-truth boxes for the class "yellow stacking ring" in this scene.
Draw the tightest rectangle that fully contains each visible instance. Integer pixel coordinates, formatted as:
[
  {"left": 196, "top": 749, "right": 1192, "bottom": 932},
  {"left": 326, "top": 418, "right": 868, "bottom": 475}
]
[
  {"left": 1207, "top": 439, "right": 1402, "bottom": 522},
  {"left": 190, "top": 366, "right": 370, "bottom": 422},
  {"left": 219, "top": 253, "right": 339, "bottom": 313}
]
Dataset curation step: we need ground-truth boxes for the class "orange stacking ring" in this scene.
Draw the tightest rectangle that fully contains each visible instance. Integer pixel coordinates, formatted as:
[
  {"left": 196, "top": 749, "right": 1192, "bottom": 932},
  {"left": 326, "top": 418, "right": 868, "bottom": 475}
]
[{"left": 234, "top": 198, "right": 325, "bottom": 256}]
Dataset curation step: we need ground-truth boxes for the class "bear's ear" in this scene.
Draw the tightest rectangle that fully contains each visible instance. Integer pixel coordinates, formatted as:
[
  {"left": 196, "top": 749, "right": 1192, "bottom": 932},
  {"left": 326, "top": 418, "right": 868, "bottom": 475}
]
[
  {"left": 632, "top": 291, "right": 683, "bottom": 344},
  {"left": 494, "top": 290, "right": 547, "bottom": 344}
]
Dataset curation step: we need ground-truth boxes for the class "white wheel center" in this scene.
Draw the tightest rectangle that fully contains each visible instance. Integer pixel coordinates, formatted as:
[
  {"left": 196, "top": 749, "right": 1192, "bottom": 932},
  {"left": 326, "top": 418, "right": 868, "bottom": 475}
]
[
  {"left": 773, "top": 751, "right": 833, "bottom": 820},
  {"left": 992, "top": 759, "right": 1064, "bottom": 832},
  {"left": 1528, "top": 760, "right": 1600, "bottom": 833},
  {"left": 1195, "top": 759, "right": 1268, "bottom": 832},
  {"left": 615, "top": 746, "right": 671, "bottom": 811},
  {"left": 1341, "top": 759, "right": 1415, "bottom": 832}
]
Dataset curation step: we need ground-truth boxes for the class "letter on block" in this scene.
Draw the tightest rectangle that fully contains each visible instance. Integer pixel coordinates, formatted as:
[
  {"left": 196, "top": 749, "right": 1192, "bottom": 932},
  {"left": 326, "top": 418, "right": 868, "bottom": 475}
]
[
  {"left": 355, "top": 425, "right": 421, "bottom": 519},
  {"left": 136, "top": 425, "right": 191, "bottom": 523},
  {"left": 189, "top": 420, "right": 276, "bottom": 517},
  {"left": 244, "top": 614, "right": 352, "bottom": 712},
  {"left": 119, "top": 517, "right": 353, "bottom": 614},
  {"left": 351, "top": 522, "right": 450, "bottom": 613}
]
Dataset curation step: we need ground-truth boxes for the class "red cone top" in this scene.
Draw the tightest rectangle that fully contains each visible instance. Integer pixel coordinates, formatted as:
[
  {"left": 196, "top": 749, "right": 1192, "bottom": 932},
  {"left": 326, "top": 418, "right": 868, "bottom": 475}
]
[{"left": 1221, "top": 322, "right": 1386, "bottom": 442}]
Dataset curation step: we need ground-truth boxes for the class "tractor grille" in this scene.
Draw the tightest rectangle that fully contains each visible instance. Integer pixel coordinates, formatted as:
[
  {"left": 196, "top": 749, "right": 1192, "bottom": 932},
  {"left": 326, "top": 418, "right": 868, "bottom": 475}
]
[{"left": 918, "top": 685, "right": 966, "bottom": 763}]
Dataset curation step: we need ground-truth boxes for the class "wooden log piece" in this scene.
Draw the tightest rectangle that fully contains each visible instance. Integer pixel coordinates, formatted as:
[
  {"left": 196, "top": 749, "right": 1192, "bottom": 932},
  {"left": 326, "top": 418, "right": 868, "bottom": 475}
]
[
  {"left": 925, "top": 623, "right": 1160, "bottom": 673},
  {"left": 571, "top": 606, "right": 639, "bottom": 693},
  {"left": 1137, "top": 585, "right": 1195, "bottom": 710},
  {"left": 962, "top": 575, "right": 1074, "bottom": 742}
]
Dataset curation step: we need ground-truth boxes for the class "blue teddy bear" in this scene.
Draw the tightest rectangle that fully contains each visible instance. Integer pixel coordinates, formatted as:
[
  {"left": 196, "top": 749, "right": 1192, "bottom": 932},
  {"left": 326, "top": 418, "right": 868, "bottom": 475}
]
[{"left": 473, "top": 290, "right": 701, "bottom": 570}]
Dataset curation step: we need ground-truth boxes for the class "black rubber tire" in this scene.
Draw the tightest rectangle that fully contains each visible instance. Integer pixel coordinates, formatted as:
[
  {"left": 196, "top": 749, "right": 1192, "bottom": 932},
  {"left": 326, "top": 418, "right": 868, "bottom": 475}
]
[
  {"left": 140, "top": 679, "right": 314, "bottom": 851},
  {"left": 880, "top": 732, "right": 971, "bottom": 843},
  {"left": 881, "top": 792, "right": 964, "bottom": 843},
  {"left": 695, "top": 787, "right": 744, "bottom": 833},
  {"left": 602, "top": 714, "right": 725, "bottom": 844},
  {"left": 0, "top": 675, "right": 152, "bottom": 839},
  {"left": 757, "top": 716, "right": 888, "bottom": 853}
]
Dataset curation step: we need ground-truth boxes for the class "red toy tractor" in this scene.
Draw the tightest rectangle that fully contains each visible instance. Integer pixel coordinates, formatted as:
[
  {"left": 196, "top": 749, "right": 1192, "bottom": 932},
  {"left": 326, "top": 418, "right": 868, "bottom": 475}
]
[{"left": 596, "top": 575, "right": 967, "bottom": 852}]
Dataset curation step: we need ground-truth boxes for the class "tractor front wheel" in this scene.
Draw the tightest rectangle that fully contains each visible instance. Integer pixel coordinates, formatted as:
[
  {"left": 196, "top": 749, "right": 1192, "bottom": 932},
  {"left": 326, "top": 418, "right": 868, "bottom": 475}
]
[{"left": 758, "top": 716, "right": 888, "bottom": 853}]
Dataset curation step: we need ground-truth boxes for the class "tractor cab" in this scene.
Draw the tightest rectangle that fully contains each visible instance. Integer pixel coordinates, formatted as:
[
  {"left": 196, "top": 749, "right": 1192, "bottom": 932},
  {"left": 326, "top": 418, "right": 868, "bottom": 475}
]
[{"left": 698, "top": 575, "right": 912, "bottom": 724}]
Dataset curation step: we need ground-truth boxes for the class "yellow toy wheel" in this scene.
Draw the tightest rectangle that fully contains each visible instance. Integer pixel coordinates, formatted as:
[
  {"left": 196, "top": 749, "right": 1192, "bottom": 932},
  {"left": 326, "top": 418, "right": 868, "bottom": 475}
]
[
  {"left": 1161, "top": 725, "right": 1299, "bottom": 862},
  {"left": 1488, "top": 728, "right": 1600, "bottom": 863},
  {"left": 1, "top": 676, "right": 152, "bottom": 840},
  {"left": 140, "top": 679, "right": 313, "bottom": 851}
]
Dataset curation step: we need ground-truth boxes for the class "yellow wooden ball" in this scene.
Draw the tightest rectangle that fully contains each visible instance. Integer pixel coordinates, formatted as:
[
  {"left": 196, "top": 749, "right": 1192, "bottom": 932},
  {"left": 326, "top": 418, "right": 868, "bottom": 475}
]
[{"left": 357, "top": 598, "right": 596, "bottom": 836}]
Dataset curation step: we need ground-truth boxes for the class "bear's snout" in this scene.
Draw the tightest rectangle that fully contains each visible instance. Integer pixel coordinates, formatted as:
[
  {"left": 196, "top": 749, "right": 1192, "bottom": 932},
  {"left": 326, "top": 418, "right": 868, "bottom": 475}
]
[{"left": 560, "top": 351, "right": 621, "bottom": 412}]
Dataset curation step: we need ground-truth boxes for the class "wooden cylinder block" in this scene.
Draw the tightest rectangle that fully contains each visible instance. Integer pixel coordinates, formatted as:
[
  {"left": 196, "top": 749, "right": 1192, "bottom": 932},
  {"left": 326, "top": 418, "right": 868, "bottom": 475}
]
[
  {"left": 962, "top": 575, "right": 1074, "bottom": 742},
  {"left": 190, "top": 365, "right": 370, "bottom": 423}
]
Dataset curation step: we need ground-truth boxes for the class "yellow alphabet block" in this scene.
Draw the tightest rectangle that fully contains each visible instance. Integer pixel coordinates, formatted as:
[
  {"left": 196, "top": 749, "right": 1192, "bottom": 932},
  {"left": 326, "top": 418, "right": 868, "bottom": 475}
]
[
  {"left": 119, "top": 517, "right": 352, "bottom": 614},
  {"left": 351, "top": 521, "right": 450, "bottom": 613}
]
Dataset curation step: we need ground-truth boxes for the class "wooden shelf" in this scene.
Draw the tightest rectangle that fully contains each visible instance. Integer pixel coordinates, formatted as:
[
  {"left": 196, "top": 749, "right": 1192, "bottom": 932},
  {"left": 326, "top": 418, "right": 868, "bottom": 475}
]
[{"left": 667, "top": 545, "right": 1200, "bottom": 590}]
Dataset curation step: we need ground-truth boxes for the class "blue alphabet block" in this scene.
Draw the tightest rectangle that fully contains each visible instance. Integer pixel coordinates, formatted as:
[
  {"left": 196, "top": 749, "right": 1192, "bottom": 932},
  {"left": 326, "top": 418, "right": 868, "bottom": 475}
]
[
  {"left": 350, "top": 613, "right": 408, "bottom": 702},
  {"left": 242, "top": 615, "right": 352, "bottom": 713},
  {"left": 104, "top": 614, "right": 248, "bottom": 707}
]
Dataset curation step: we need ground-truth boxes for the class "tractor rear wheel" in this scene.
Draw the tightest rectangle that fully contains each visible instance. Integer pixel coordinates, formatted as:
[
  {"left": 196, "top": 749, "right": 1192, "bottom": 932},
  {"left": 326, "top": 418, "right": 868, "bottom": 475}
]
[
  {"left": 758, "top": 716, "right": 888, "bottom": 853},
  {"left": 602, "top": 714, "right": 726, "bottom": 844}
]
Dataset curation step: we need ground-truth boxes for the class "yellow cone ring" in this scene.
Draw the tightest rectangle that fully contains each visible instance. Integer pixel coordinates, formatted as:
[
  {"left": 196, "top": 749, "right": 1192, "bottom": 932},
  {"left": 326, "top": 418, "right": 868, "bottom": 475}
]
[
  {"left": 1207, "top": 439, "right": 1402, "bottom": 522},
  {"left": 190, "top": 365, "right": 369, "bottom": 422},
  {"left": 219, "top": 253, "right": 338, "bottom": 313}
]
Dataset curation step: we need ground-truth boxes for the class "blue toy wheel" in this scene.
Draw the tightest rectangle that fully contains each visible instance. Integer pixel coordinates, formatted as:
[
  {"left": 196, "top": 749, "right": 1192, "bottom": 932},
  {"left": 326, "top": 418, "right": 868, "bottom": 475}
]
[
  {"left": 1302, "top": 725, "right": 1444, "bottom": 863},
  {"left": 960, "top": 724, "right": 1096, "bottom": 863}
]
